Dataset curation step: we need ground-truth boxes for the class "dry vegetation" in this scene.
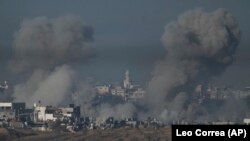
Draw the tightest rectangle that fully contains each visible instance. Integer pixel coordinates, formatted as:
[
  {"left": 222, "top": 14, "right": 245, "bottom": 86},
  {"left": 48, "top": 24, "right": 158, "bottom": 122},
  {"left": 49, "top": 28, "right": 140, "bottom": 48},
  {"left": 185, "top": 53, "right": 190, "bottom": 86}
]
[{"left": 0, "top": 127, "right": 171, "bottom": 141}]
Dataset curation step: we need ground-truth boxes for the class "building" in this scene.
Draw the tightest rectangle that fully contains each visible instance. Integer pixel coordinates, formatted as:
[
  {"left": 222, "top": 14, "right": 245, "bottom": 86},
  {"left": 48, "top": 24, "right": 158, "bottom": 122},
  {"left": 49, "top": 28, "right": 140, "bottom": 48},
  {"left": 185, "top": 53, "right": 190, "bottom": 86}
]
[
  {"left": 0, "top": 102, "right": 26, "bottom": 120},
  {"left": 93, "top": 70, "right": 146, "bottom": 101},
  {"left": 0, "top": 81, "right": 8, "bottom": 91},
  {"left": 0, "top": 102, "right": 15, "bottom": 120},
  {"left": 111, "top": 86, "right": 125, "bottom": 97},
  {"left": 131, "top": 88, "right": 145, "bottom": 99},
  {"left": 95, "top": 85, "right": 110, "bottom": 94},
  {"left": 33, "top": 105, "right": 57, "bottom": 122},
  {"left": 243, "top": 118, "right": 250, "bottom": 125},
  {"left": 123, "top": 70, "right": 132, "bottom": 89},
  {"left": 60, "top": 104, "right": 80, "bottom": 119},
  {"left": 94, "top": 70, "right": 145, "bottom": 100},
  {"left": 33, "top": 103, "right": 80, "bottom": 123}
]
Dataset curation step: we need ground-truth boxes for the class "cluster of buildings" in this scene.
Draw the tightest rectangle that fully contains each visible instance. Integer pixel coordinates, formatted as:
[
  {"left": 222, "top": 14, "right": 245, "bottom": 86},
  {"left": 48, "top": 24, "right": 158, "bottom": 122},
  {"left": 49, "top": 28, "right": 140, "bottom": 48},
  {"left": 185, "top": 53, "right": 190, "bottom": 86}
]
[
  {"left": 0, "top": 101, "right": 165, "bottom": 132},
  {"left": 33, "top": 102, "right": 80, "bottom": 122},
  {"left": 95, "top": 70, "right": 145, "bottom": 102},
  {"left": 1, "top": 75, "right": 250, "bottom": 132},
  {"left": 95, "top": 70, "right": 250, "bottom": 103},
  {"left": 0, "top": 101, "right": 81, "bottom": 131},
  {"left": 1, "top": 99, "right": 250, "bottom": 133},
  {"left": 194, "top": 84, "right": 250, "bottom": 101},
  {"left": 74, "top": 117, "right": 164, "bottom": 130}
]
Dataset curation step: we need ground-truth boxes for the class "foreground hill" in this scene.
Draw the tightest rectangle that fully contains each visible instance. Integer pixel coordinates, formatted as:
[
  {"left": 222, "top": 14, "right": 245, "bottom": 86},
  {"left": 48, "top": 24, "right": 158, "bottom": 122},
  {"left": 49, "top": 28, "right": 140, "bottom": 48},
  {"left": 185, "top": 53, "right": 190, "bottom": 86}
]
[{"left": 0, "top": 127, "right": 171, "bottom": 141}]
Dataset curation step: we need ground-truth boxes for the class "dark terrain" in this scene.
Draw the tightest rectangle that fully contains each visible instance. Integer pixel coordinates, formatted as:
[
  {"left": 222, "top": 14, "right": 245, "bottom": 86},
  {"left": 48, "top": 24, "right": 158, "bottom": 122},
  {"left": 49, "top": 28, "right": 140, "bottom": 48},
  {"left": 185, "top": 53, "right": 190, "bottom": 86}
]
[{"left": 0, "top": 127, "right": 171, "bottom": 141}]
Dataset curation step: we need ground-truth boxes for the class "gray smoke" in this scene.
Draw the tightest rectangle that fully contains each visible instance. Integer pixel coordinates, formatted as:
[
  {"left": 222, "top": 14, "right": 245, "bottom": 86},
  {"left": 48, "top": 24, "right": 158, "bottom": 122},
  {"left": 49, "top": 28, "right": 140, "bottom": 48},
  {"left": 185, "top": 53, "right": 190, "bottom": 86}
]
[
  {"left": 96, "top": 103, "right": 136, "bottom": 120},
  {"left": 11, "top": 16, "right": 95, "bottom": 107},
  {"left": 74, "top": 81, "right": 136, "bottom": 119},
  {"left": 13, "top": 65, "right": 74, "bottom": 107},
  {"left": 145, "top": 8, "right": 241, "bottom": 122},
  {"left": 10, "top": 15, "right": 94, "bottom": 73},
  {"left": 9, "top": 9, "right": 243, "bottom": 121},
  {"left": 72, "top": 81, "right": 98, "bottom": 116},
  {"left": 10, "top": 15, "right": 136, "bottom": 119}
]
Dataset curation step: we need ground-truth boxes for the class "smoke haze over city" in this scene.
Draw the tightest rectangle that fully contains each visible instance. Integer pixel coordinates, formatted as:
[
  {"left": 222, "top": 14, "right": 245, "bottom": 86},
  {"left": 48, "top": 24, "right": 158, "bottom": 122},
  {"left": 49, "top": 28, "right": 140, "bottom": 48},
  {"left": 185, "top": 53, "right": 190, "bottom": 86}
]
[{"left": 1, "top": 0, "right": 250, "bottom": 123}]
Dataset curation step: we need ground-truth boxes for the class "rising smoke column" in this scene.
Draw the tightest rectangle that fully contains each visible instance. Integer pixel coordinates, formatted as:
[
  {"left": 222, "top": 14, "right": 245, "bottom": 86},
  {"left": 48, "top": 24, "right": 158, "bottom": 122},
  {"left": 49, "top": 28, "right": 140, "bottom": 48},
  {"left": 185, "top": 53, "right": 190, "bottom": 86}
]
[
  {"left": 146, "top": 8, "right": 241, "bottom": 122},
  {"left": 73, "top": 80, "right": 136, "bottom": 119},
  {"left": 10, "top": 15, "right": 137, "bottom": 119},
  {"left": 10, "top": 15, "right": 94, "bottom": 73},
  {"left": 10, "top": 16, "right": 95, "bottom": 107},
  {"left": 13, "top": 65, "right": 74, "bottom": 106}
]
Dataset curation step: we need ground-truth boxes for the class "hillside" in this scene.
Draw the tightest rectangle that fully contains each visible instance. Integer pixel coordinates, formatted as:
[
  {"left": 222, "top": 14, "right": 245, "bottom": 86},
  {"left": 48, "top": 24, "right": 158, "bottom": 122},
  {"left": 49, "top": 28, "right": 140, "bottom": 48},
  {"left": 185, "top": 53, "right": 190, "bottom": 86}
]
[{"left": 0, "top": 127, "right": 171, "bottom": 141}]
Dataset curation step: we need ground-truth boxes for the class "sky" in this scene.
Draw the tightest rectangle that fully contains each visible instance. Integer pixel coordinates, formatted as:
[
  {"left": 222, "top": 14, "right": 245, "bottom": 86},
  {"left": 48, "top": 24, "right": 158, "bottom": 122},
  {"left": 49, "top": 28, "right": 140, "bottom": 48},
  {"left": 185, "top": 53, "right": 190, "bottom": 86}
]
[{"left": 0, "top": 0, "right": 250, "bottom": 88}]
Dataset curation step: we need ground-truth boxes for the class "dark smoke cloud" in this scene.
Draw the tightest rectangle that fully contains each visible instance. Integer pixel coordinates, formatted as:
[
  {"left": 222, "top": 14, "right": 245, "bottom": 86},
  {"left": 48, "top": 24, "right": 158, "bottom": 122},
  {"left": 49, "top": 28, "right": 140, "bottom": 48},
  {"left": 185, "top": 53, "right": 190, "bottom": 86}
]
[
  {"left": 145, "top": 8, "right": 241, "bottom": 122},
  {"left": 9, "top": 15, "right": 94, "bottom": 73}
]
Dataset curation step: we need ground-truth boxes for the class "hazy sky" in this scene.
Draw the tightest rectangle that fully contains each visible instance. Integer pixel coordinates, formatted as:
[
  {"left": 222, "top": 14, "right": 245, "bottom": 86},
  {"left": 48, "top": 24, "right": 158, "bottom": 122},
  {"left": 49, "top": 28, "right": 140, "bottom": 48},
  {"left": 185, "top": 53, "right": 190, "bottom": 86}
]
[{"left": 0, "top": 0, "right": 249, "bottom": 88}]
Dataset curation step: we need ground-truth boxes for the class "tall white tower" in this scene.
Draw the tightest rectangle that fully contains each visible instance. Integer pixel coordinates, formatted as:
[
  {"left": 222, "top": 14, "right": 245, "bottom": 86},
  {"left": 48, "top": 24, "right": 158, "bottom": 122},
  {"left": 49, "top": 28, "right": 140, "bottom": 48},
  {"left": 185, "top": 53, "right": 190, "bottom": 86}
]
[{"left": 123, "top": 70, "right": 130, "bottom": 89}]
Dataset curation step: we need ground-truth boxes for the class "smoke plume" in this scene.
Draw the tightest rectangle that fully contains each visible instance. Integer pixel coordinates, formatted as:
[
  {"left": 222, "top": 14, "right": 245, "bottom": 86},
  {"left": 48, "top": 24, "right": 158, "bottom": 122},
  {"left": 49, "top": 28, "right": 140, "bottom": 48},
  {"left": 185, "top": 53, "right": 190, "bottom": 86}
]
[
  {"left": 13, "top": 65, "right": 74, "bottom": 106},
  {"left": 145, "top": 8, "right": 241, "bottom": 122},
  {"left": 96, "top": 103, "right": 136, "bottom": 120},
  {"left": 9, "top": 9, "right": 243, "bottom": 122},
  {"left": 73, "top": 81, "right": 136, "bottom": 119},
  {"left": 11, "top": 16, "right": 95, "bottom": 107},
  {"left": 10, "top": 15, "right": 94, "bottom": 73},
  {"left": 10, "top": 15, "right": 135, "bottom": 119}
]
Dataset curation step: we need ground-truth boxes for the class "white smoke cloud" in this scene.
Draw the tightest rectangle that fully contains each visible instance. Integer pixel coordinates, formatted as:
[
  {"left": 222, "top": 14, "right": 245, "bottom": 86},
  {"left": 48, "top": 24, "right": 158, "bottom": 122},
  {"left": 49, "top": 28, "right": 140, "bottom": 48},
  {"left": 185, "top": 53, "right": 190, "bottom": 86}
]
[
  {"left": 145, "top": 8, "right": 241, "bottom": 122},
  {"left": 10, "top": 15, "right": 94, "bottom": 73},
  {"left": 13, "top": 65, "right": 74, "bottom": 107}
]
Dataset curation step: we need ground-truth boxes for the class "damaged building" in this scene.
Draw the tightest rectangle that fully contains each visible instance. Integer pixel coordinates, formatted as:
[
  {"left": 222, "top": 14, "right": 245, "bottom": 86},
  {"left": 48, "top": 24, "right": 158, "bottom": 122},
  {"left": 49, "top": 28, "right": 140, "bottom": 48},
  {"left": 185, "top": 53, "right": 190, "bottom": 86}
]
[
  {"left": 0, "top": 102, "right": 30, "bottom": 121},
  {"left": 33, "top": 102, "right": 80, "bottom": 123}
]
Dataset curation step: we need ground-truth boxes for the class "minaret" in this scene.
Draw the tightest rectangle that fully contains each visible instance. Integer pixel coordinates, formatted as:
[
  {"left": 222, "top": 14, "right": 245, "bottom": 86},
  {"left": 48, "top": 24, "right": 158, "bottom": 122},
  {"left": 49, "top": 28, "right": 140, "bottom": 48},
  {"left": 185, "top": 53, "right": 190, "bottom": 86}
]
[{"left": 123, "top": 70, "right": 130, "bottom": 89}]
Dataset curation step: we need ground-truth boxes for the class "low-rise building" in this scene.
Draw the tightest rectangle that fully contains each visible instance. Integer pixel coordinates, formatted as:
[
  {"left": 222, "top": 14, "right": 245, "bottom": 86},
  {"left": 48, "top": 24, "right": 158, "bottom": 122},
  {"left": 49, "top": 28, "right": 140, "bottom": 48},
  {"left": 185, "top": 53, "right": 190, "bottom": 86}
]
[
  {"left": 95, "top": 85, "right": 110, "bottom": 94},
  {"left": 111, "top": 86, "right": 125, "bottom": 97},
  {"left": 0, "top": 102, "right": 26, "bottom": 120},
  {"left": 243, "top": 118, "right": 250, "bottom": 125}
]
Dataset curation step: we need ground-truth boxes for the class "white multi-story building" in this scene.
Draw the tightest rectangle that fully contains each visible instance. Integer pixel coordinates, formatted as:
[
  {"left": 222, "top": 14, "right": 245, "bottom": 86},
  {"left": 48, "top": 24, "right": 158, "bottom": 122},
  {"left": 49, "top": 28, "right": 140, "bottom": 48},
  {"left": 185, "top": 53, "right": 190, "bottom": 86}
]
[
  {"left": 0, "top": 102, "right": 12, "bottom": 110},
  {"left": 33, "top": 104, "right": 57, "bottom": 122},
  {"left": 0, "top": 102, "right": 15, "bottom": 119},
  {"left": 0, "top": 102, "right": 26, "bottom": 120},
  {"left": 33, "top": 103, "right": 80, "bottom": 122}
]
